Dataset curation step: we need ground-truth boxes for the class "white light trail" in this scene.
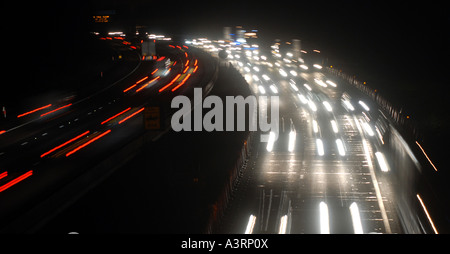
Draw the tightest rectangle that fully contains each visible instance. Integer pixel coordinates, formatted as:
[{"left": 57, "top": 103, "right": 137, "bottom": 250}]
[
  {"left": 245, "top": 215, "right": 257, "bottom": 234},
  {"left": 290, "top": 83, "right": 299, "bottom": 91},
  {"left": 319, "top": 202, "right": 330, "bottom": 234},
  {"left": 349, "top": 202, "right": 364, "bottom": 234},
  {"left": 288, "top": 131, "right": 296, "bottom": 152},
  {"left": 270, "top": 85, "right": 278, "bottom": 94},
  {"left": 331, "top": 120, "right": 338, "bottom": 133},
  {"left": 298, "top": 94, "right": 308, "bottom": 104},
  {"left": 303, "top": 83, "right": 312, "bottom": 91},
  {"left": 362, "top": 122, "right": 375, "bottom": 136},
  {"left": 358, "top": 100, "right": 370, "bottom": 111},
  {"left": 312, "top": 120, "right": 319, "bottom": 133},
  {"left": 375, "top": 126, "right": 384, "bottom": 144},
  {"left": 300, "top": 64, "right": 309, "bottom": 70},
  {"left": 278, "top": 215, "right": 288, "bottom": 234},
  {"left": 343, "top": 100, "right": 355, "bottom": 111},
  {"left": 325, "top": 80, "right": 337, "bottom": 87},
  {"left": 313, "top": 64, "right": 323, "bottom": 69},
  {"left": 266, "top": 131, "right": 276, "bottom": 152},
  {"left": 316, "top": 138, "right": 324, "bottom": 156},
  {"left": 375, "top": 152, "right": 390, "bottom": 172},
  {"left": 308, "top": 100, "right": 317, "bottom": 112},
  {"left": 314, "top": 79, "right": 327, "bottom": 87},
  {"left": 258, "top": 85, "right": 266, "bottom": 94},
  {"left": 362, "top": 139, "right": 372, "bottom": 166},
  {"left": 279, "top": 69, "right": 288, "bottom": 77},
  {"left": 336, "top": 139, "right": 346, "bottom": 156},
  {"left": 323, "top": 101, "right": 333, "bottom": 112}
]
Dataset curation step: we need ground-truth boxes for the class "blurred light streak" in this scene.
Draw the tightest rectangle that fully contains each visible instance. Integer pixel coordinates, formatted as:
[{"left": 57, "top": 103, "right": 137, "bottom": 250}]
[
  {"left": 312, "top": 120, "right": 319, "bottom": 133},
  {"left": 66, "top": 130, "right": 111, "bottom": 157},
  {"left": 358, "top": 100, "right": 370, "bottom": 111},
  {"left": 118, "top": 108, "right": 145, "bottom": 124},
  {"left": 417, "top": 194, "right": 439, "bottom": 234},
  {"left": 415, "top": 141, "right": 438, "bottom": 172},
  {"left": 135, "top": 76, "right": 149, "bottom": 84},
  {"left": 325, "top": 80, "right": 337, "bottom": 87},
  {"left": 171, "top": 74, "right": 192, "bottom": 92},
  {"left": 17, "top": 104, "right": 52, "bottom": 118},
  {"left": 336, "top": 139, "right": 345, "bottom": 156},
  {"left": 278, "top": 215, "right": 288, "bottom": 234},
  {"left": 41, "top": 130, "right": 90, "bottom": 158},
  {"left": 288, "top": 131, "right": 296, "bottom": 152},
  {"left": 258, "top": 85, "right": 266, "bottom": 95},
  {"left": 316, "top": 138, "right": 324, "bottom": 156},
  {"left": 331, "top": 120, "right": 338, "bottom": 133},
  {"left": 362, "top": 121, "right": 375, "bottom": 136},
  {"left": 0, "top": 171, "right": 7, "bottom": 180},
  {"left": 375, "top": 152, "right": 389, "bottom": 172},
  {"left": 244, "top": 215, "right": 257, "bottom": 234},
  {"left": 313, "top": 64, "right": 322, "bottom": 69},
  {"left": 266, "top": 131, "right": 276, "bottom": 152},
  {"left": 303, "top": 84, "right": 312, "bottom": 91},
  {"left": 101, "top": 108, "right": 131, "bottom": 125},
  {"left": 0, "top": 170, "right": 33, "bottom": 193},
  {"left": 314, "top": 79, "right": 327, "bottom": 87},
  {"left": 375, "top": 126, "right": 384, "bottom": 144},
  {"left": 136, "top": 76, "right": 160, "bottom": 92},
  {"left": 159, "top": 74, "right": 181, "bottom": 92},
  {"left": 123, "top": 84, "right": 137, "bottom": 93},
  {"left": 343, "top": 100, "right": 355, "bottom": 111},
  {"left": 40, "top": 104, "right": 72, "bottom": 117},
  {"left": 308, "top": 100, "right": 317, "bottom": 112},
  {"left": 349, "top": 202, "right": 364, "bottom": 234},
  {"left": 290, "top": 83, "right": 298, "bottom": 91},
  {"left": 362, "top": 139, "right": 373, "bottom": 166},
  {"left": 319, "top": 202, "right": 330, "bottom": 234},
  {"left": 269, "top": 85, "right": 278, "bottom": 94},
  {"left": 297, "top": 94, "right": 308, "bottom": 104},
  {"left": 323, "top": 101, "right": 333, "bottom": 112}
]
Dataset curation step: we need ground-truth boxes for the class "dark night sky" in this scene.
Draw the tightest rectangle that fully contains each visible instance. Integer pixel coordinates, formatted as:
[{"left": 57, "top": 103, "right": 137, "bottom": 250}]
[{"left": 6, "top": 0, "right": 449, "bottom": 72}]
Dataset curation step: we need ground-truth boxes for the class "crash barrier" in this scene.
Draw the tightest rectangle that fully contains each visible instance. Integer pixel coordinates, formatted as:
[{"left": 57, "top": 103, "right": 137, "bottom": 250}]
[
  {"left": 325, "top": 67, "right": 419, "bottom": 140},
  {"left": 204, "top": 131, "right": 256, "bottom": 234}
]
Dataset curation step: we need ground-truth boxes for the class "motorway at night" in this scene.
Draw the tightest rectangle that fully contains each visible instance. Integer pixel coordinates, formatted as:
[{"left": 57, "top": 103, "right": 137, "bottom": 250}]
[{"left": 1, "top": 1, "right": 449, "bottom": 241}]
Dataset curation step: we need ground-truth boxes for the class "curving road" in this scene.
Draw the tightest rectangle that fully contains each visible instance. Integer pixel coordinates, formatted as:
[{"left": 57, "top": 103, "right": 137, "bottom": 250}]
[
  {"left": 0, "top": 38, "right": 218, "bottom": 232},
  {"left": 212, "top": 39, "right": 437, "bottom": 234}
]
